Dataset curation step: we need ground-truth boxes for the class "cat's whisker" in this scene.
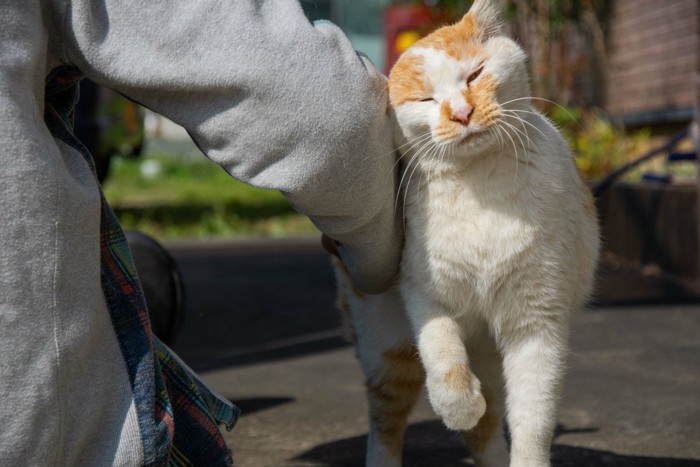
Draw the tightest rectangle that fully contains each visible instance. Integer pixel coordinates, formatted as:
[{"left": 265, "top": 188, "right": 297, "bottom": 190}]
[
  {"left": 500, "top": 96, "right": 577, "bottom": 122},
  {"left": 495, "top": 121, "right": 524, "bottom": 179},
  {"left": 386, "top": 131, "right": 433, "bottom": 164},
  {"left": 401, "top": 134, "right": 435, "bottom": 165},
  {"left": 488, "top": 124, "right": 505, "bottom": 153},
  {"left": 401, "top": 142, "right": 440, "bottom": 221},
  {"left": 499, "top": 115, "right": 541, "bottom": 167},
  {"left": 501, "top": 107, "right": 547, "bottom": 122},
  {"left": 498, "top": 118, "right": 532, "bottom": 164},
  {"left": 437, "top": 141, "right": 459, "bottom": 168},
  {"left": 488, "top": 125, "right": 511, "bottom": 178},
  {"left": 392, "top": 139, "right": 431, "bottom": 181},
  {"left": 501, "top": 109, "right": 555, "bottom": 148},
  {"left": 423, "top": 144, "right": 444, "bottom": 195},
  {"left": 499, "top": 115, "right": 534, "bottom": 149},
  {"left": 397, "top": 161, "right": 419, "bottom": 220},
  {"left": 392, "top": 131, "right": 434, "bottom": 159},
  {"left": 494, "top": 126, "right": 507, "bottom": 152},
  {"left": 395, "top": 131, "right": 434, "bottom": 154},
  {"left": 502, "top": 117, "right": 535, "bottom": 167},
  {"left": 395, "top": 152, "right": 422, "bottom": 214},
  {"left": 438, "top": 142, "right": 449, "bottom": 175},
  {"left": 496, "top": 124, "right": 520, "bottom": 182},
  {"left": 396, "top": 147, "right": 422, "bottom": 198},
  {"left": 399, "top": 133, "right": 436, "bottom": 156},
  {"left": 396, "top": 138, "right": 437, "bottom": 214},
  {"left": 449, "top": 142, "right": 457, "bottom": 167}
]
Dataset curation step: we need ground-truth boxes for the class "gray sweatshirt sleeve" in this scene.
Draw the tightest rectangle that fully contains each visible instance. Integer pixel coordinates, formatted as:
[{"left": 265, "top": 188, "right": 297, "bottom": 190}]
[{"left": 50, "top": 0, "right": 402, "bottom": 292}]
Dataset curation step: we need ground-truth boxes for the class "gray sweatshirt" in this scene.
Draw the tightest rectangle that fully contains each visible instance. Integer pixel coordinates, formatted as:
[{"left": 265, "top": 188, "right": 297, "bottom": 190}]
[{"left": 1, "top": 0, "right": 400, "bottom": 464}]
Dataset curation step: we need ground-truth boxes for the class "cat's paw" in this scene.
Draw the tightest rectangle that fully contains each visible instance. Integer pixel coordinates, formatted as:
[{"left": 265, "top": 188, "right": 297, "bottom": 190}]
[{"left": 427, "top": 364, "right": 486, "bottom": 431}]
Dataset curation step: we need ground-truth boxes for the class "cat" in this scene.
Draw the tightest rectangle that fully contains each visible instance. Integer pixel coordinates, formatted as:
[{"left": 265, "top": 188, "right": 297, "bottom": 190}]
[{"left": 332, "top": 1, "right": 600, "bottom": 466}]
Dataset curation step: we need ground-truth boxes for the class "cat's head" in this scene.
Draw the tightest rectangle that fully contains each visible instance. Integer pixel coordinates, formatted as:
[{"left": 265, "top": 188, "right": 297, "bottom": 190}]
[{"left": 389, "top": 0, "right": 529, "bottom": 155}]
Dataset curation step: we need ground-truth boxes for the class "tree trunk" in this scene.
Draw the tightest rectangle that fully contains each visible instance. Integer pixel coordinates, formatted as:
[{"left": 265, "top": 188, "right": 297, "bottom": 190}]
[
  {"left": 533, "top": 0, "right": 550, "bottom": 101},
  {"left": 580, "top": 0, "right": 608, "bottom": 108}
]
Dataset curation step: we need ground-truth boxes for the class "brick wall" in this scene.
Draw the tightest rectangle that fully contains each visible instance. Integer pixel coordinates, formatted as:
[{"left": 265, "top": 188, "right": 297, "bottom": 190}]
[{"left": 607, "top": 0, "right": 698, "bottom": 125}]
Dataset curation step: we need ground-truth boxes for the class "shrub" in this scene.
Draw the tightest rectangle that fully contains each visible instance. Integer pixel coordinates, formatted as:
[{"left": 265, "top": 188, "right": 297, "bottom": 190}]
[{"left": 548, "top": 106, "right": 651, "bottom": 180}]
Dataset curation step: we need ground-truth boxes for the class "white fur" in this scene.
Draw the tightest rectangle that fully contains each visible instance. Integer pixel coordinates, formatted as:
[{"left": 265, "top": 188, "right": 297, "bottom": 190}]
[
  {"left": 338, "top": 2, "right": 599, "bottom": 466},
  {"left": 470, "top": 0, "right": 506, "bottom": 37}
]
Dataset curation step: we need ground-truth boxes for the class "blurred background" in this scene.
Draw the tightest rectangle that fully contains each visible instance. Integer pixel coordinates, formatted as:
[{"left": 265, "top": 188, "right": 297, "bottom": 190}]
[{"left": 87, "top": 0, "right": 700, "bottom": 288}]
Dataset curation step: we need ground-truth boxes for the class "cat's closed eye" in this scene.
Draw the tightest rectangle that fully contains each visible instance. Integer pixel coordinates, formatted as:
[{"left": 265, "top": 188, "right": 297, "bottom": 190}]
[
  {"left": 419, "top": 97, "right": 436, "bottom": 103},
  {"left": 467, "top": 66, "right": 484, "bottom": 85}
]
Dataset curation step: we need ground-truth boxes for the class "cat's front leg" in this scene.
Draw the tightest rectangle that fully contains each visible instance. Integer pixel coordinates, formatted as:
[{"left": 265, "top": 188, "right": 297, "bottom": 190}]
[
  {"left": 419, "top": 315, "right": 486, "bottom": 431},
  {"left": 404, "top": 292, "right": 486, "bottom": 431},
  {"left": 499, "top": 316, "right": 569, "bottom": 467}
]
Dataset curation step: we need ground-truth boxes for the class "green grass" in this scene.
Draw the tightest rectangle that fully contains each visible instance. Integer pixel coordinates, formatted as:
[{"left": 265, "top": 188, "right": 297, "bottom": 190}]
[{"left": 102, "top": 153, "right": 318, "bottom": 238}]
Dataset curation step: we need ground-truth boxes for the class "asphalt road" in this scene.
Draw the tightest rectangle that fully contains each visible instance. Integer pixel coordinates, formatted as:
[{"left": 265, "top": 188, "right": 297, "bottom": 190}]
[{"left": 164, "top": 237, "right": 700, "bottom": 467}]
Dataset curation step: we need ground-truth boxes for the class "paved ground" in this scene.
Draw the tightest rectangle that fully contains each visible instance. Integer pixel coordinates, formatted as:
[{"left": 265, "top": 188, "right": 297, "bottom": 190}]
[{"left": 164, "top": 237, "right": 700, "bottom": 467}]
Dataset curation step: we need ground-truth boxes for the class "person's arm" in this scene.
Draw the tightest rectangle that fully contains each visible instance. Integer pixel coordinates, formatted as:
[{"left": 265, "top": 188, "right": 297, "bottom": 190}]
[{"left": 48, "top": 0, "right": 402, "bottom": 292}]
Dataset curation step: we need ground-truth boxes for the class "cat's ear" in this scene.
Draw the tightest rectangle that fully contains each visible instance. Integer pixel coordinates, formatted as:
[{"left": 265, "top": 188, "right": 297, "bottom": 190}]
[{"left": 464, "top": 0, "right": 504, "bottom": 39}]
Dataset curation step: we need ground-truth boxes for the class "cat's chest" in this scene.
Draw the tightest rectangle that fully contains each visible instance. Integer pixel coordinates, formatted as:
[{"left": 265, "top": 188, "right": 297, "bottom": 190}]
[
  {"left": 404, "top": 172, "right": 539, "bottom": 286},
  {"left": 428, "top": 194, "right": 533, "bottom": 262}
]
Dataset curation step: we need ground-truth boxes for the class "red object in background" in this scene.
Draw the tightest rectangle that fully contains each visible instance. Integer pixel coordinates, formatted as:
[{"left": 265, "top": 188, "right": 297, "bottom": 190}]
[{"left": 383, "top": 4, "right": 436, "bottom": 74}]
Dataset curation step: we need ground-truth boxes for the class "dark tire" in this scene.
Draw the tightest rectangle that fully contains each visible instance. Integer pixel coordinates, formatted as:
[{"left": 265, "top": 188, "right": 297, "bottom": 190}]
[{"left": 125, "top": 230, "right": 186, "bottom": 346}]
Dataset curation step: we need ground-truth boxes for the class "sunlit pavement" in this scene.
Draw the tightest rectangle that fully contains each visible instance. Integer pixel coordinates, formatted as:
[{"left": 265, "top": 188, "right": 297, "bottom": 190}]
[{"left": 166, "top": 237, "right": 700, "bottom": 467}]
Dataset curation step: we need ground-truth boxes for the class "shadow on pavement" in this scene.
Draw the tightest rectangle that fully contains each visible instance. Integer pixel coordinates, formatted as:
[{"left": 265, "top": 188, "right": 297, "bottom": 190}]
[
  {"left": 292, "top": 420, "right": 472, "bottom": 467},
  {"left": 550, "top": 445, "right": 700, "bottom": 467},
  {"left": 293, "top": 420, "right": 698, "bottom": 467},
  {"left": 231, "top": 397, "right": 295, "bottom": 417}
]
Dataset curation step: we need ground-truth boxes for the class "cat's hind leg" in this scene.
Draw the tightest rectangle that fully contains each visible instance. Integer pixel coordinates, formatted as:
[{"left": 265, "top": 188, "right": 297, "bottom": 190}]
[
  {"left": 334, "top": 262, "right": 423, "bottom": 467},
  {"left": 365, "top": 340, "right": 424, "bottom": 467},
  {"left": 464, "top": 336, "right": 510, "bottom": 467}
]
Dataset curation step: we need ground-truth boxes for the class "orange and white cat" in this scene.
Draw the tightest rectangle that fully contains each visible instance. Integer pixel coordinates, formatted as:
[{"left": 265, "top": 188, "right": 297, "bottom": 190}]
[{"left": 334, "top": 1, "right": 599, "bottom": 466}]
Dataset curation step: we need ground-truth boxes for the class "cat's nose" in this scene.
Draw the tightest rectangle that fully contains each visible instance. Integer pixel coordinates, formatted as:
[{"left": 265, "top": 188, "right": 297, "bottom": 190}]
[{"left": 450, "top": 106, "right": 473, "bottom": 126}]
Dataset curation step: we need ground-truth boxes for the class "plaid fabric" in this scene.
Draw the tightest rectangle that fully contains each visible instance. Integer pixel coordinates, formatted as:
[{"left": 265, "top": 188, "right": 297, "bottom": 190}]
[{"left": 44, "top": 67, "right": 238, "bottom": 466}]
